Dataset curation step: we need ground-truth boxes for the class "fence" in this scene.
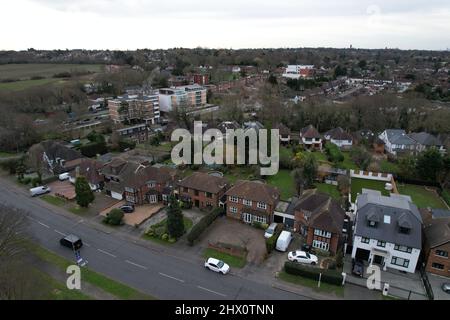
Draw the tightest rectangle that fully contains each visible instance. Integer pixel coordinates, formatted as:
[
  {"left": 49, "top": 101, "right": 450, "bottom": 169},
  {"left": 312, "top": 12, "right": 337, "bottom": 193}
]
[
  {"left": 420, "top": 265, "right": 434, "bottom": 300},
  {"left": 350, "top": 169, "right": 392, "bottom": 182}
]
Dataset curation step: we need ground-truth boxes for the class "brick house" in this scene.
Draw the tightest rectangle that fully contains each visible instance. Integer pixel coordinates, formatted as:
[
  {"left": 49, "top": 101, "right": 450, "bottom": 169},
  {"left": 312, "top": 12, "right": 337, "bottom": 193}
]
[
  {"left": 422, "top": 209, "right": 450, "bottom": 277},
  {"left": 293, "top": 189, "right": 347, "bottom": 255},
  {"left": 225, "top": 180, "right": 280, "bottom": 225},
  {"left": 299, "top": 125, "right": 322, "bottom": 150},
  {"left": 177, "top": 172, "right": 229, "bottom": 209},
  {"left": 68, "top": 158, "right": 104, "bottom": 191}
]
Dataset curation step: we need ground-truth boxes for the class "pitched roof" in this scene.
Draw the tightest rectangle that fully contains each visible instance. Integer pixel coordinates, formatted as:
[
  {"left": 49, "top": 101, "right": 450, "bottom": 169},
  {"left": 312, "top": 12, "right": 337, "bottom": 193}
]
[
  {"left": 324, "top": 127, "right": 353, "bottom": 141},
  {"left": 39, "top": 140, "right": 82, "bottom": 162},
  {"left": 408, "top": 132, "right": 443, "bottom": 147},
  {"left": 300, "top": 125, "right": 321, "bottom": 139},
  {"left": 384, "top": 129, "right": 416, "bottom": 146},
  {"left": 69, "top": 158, "right": 104, "bottom": 184},
  {"left": 124, "top": 166, "right": 176, "bottom": 189},
  {"left": 423, "top": 217, "right": 450, "bottom": 248},
  {"left": 274, "top": 123, "right": 291, "bottom": 135},
  {"left": 226, "top": 180, "right": 280, "bottom": 205},
  {"left": 178, "top": 172, "right": 229, "bottom": 194}
]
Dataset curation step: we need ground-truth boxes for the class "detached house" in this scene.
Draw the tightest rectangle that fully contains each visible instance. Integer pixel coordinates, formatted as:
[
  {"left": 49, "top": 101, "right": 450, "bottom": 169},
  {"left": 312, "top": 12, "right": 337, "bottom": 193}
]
[
  {"left": 351, "top": 189, "right": 422, "bottom": 273},
  {"left": 33, "top": 140, "right": 83, "bottom": 175},
  {"left": 226, "top": 180, "right": 280, "bottom": 225},
  {"left": 379, "top": 129, "right": 417, "bottom": 156},
  {"left": 324, "top": 127, "right": 353, "bottom": 149},
  {"left": 408, "top": 132, "right": 446, "bottom": 154},
  {"left": 68, "top": 158, "right": 104, "bottom": 191},
  {"left": 177, "top": 172, "right": 229, "bottom": 209},
  {"left": 292, "top": 190, "right": 347, "bottom": 255},
  {"left": 299, "top": 125, "right": 322, "bottom": 150},
  {"left": 274, "top": 123, "right": 291, "bottom": 144}
]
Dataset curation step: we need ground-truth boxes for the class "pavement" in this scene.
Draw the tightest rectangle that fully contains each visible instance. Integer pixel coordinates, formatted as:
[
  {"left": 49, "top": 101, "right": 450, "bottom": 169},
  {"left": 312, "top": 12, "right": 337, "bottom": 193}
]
[
  {"left": 0, "top": 175, "right": 319, "bottom": 300},
  {"left": 427, "top": 273, "right": 450, "bottom": 300}
]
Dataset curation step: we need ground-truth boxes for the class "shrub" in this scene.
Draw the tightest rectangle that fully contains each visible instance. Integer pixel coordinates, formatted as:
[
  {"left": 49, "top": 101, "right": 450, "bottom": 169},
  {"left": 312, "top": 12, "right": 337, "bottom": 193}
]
[
  {"left": 265, "top": 223, "right": 283, "bottom": 253},
  {"left": 252, "top": 221, "right": 269, "bottom": 230},
  {"left": 325, "top": 143, "right": 344, "bottom": 163},
  {"left": 335, "top": 250, "right": 344, "bottom": 269},
  {"left": 284, "top": 261, "right": 343, "bottom": 286},
  {"left": 104, "top": 208, "right": 124, "bottom": 226},
  {"left": 80, "top": 141, "right": 108, "bottom": 157},
  {"left": 20, "top": 177, "right": 32, "bottom": 185},
  {"left": 187, "top": 207, "right": 223, "bottom": 245},
  {"left": 161, "top": 233, "right": 169, "bottom": 241}
]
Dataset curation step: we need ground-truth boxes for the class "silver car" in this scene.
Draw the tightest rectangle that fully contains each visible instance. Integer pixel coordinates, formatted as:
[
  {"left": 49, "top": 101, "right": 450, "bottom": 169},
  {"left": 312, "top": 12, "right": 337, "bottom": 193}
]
[{"left": 442, "top": 283, "right": 450, "bottom": 294}]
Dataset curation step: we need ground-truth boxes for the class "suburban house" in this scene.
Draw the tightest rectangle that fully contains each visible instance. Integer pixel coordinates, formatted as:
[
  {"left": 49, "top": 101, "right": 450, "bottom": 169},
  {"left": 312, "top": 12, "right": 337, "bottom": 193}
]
[
  {"left": 177, "top": 172, "right": 229, "bottom": 209},
  {"left": 299, "top": 125, "right": 322, "bottom": 150},
  {"left": 274, "top": 123, "right": 291, "bottom": 144},
  {"left": 68, "top": 158, "right": 104, "bottom": 191},
  {"left": 243, "top": 121, "right": 265, "bottom": 134},
  {"left": 324, "top": 127, "right": 353, "bottom": 149},
  {"left": 351, "top": 189, "right": 422, "bottom": 273},
  {"left": 217, "top": 121, "right": 241, "bottom": 134},
  {"left": 379, "top": 129, "right": 417, "bottom": 156},
  {"left": 421, "top": 208, "right": 450, "bottom": 277},
  {"left": 282, "top": 65, "right": 315, "bottom": 79},
  {"left": 34, "top": 140, "right": 84, "bottom": 175},
  {"left": 408, "top": 132, "right": 446, "bottom": 154},
  {"left": 225, "top": 180, "right": 280, "bottom": 225},
  {"left": 292, "top": 190, "right": 347, "bottom": 255},
  {"left": 353, "top": 129, "right": 375, "bottom": 145},
  {"left": 108, "top": 93, "right": 160, "bottom": 125}
]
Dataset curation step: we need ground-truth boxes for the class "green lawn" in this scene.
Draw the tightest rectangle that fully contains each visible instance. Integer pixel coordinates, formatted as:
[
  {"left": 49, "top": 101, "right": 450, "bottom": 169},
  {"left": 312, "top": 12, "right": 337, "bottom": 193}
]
[
  {"left": 69, "top": 206, "right": 89, "bottom": 215},
  {"left": 351, "top": 178, "right": 389, "bottom": 202},
  {"left": 267, "top": 169, "right": 296, "bottom": 200},
  {"left": 41, "top": 195, "right": 67, "bottom": 207},
  {"left": 280, "top": 146, "right": 294, "bottom": 159},
  {"left": 311, "top": 151, "right": 329, "bottom": 163},
  {"left": 397, "top": 184, "right": 448, "bottom": 209},
  {"left": 0, "top": 78, "right": 62, "bottom": 91},
  {"left": 143, "top": 217, "right": 193, "bottom": 245},
  {"left": 278, "top": 270, "right": 344, "bottom": 297},
  {"left": 380, "top": 160, "right": 400, "bottom": 174},
  {"left": 203, "top": 248, "right": 247, "bottom": 268},
  {"left": 340, "top": 152, "right": 359, "bottom": 170},
  {"left": 30, "top": 244, "right": 154, "bottom": 300},
  {"left": 223, "top": 166, "right": 255, "bottom": 184},
  {"left": 314, "top": 183, "right": 341, "bottom": 200},
  {"left": 0, "top": 151, "right": 20, "bottom": 158}
]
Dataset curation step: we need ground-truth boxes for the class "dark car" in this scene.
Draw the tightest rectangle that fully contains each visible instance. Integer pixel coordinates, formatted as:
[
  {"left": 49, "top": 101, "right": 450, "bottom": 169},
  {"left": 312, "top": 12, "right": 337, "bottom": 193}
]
[
  {"left": 120, "top": 204, "right": 135, "bottom": 213},
  {"left": 60, "top": 234, "right": 83, "bottom": 250},
  {"left": 352, "top": 259, "right": 364, "bottom": 277}
]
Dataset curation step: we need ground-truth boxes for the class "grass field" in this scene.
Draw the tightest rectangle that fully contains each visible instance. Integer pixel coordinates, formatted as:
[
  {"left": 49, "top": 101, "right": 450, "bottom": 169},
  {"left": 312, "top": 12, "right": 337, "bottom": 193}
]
[
  {"left": 41, "top": 195, "right": 67, "bottom": 207},
  {"left": 0, "top": 78, "right": 64, "bottom": 91},
  {"left": 397, "top": 184, "right": 448, "bottom": 209},
  {"left": 267, "top": 169, "right": 296, "bottom": 200},
  {"left": 380, "top": 160, "right": 400, "bottom": 174},
  {"left": 203, "top": 248, "right": 247, "bottom": 268},
  {"left": 278, "top": 270, "right": 344, "bottom": 297},
  {"left": 340, "top": 152, "right": 359, "bottom": 170},
  {"left": 314, "top": 183, "right": 341, "bottom": 200},
  {"left": 351, "top": 178, "right": 389, "bottom": 202}
]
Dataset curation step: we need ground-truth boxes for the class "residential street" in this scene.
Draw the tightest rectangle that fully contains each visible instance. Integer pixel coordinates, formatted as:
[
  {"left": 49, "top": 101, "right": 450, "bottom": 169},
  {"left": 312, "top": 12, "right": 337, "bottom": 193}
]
[{"left": 0, "top": 177, "right": 314, "bottom": 300}]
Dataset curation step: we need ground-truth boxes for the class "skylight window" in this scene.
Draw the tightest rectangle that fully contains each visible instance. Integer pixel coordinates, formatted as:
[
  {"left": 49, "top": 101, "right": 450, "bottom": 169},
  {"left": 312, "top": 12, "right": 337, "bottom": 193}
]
[{"left": 384, "top": 215, "right": 391, "bottom": 224}]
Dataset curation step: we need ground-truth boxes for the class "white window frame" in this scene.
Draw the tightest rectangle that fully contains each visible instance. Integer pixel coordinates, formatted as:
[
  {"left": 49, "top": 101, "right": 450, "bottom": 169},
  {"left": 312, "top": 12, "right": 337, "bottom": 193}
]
[
  {"left": 229, "top": 196, "right": 239, "bottom": 203},
  {"left": 229, "top": 206, "right": 237, "bottom": 214},
  {"left": 314, "top": 229, "right": 331, "bottom": 239},
  {"left": 257, "top": 202, "right": 267, "bottom": 210},
  {"left": 243, "top": 199, "right": 252, "bottom": 207},
  {"left": 312, "top": 240, "right": 329, "bottom": 251}
]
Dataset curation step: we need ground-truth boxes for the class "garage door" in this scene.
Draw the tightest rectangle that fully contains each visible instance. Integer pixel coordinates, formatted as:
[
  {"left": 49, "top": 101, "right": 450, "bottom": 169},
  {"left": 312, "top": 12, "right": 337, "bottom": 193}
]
[
  {"left": 355, "top": 248, "right": 370, "bottom": 261},
  {"left": 111, "top": 191, "right": 123, "bottom": 200}
]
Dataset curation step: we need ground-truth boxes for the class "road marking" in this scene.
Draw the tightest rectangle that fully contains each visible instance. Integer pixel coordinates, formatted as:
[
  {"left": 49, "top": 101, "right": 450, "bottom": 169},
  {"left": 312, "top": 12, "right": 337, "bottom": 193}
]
[
  {"left": 27, "top": 216, "right": 37, "bottom": 222},
  {"left": 97, "top": 249, "right": 116, "bottom": 258},
  {"left": 159, "top": 272, "right": 185, "bottom": 283},
  {"left": 54, "top": 229, "right": 66, "bottom": 236},
  {"left": 125, "top": 260, "right": 147, "bottom": 270},
  {"left": 84, "top": 242, "right": 91, "bottom": 247},
  {"left": 197, "top": 286, "right": 227, "bottom": 297},
  {"left": 38, "top": 221, "right": 50, "bottom": 228}
]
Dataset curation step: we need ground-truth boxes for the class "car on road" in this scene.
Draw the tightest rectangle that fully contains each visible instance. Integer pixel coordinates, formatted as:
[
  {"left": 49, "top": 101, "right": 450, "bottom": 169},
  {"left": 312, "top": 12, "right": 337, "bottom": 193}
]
[
  {"left": 120, "top": 204, "right": 135, "bottom": 213},
  {"left": 30, "top": 185, "right": 51, "bottom": 197},
  {"left": 264, "top": 223, "right": 278, "bottom": 239},
  {"left": 442, "top": 283, "right": 450, "bottom": 294},
  {"left": 204, "top": 257, "right": 230, "bottom": 275},
  {"left": 352, "top": 259, "right": 364, "bottom": 277},
  {"left": 287, "top": 250, "right": 319, "bottom": 265},
  {"left": 60, "top": 234, "right": 83, "bottom": 250},
  {"left": 58, "top": 172, "right": 70, "bottom": 181}
]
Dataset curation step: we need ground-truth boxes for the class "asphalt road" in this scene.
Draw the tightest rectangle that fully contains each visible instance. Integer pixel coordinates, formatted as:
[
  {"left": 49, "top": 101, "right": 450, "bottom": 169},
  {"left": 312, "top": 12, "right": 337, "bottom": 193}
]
[{"left": 0, "top": 179, "right": 309, "bottom": 300}]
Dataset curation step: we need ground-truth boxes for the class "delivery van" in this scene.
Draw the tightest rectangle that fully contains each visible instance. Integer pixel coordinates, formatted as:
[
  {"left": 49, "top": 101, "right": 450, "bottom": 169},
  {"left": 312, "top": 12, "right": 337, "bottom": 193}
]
[
  {"left": 30, "top": 186, "right": 51, "bottom": 197},
  {"left": 276, "top": 231, "right": 292, "bottom": 252}
]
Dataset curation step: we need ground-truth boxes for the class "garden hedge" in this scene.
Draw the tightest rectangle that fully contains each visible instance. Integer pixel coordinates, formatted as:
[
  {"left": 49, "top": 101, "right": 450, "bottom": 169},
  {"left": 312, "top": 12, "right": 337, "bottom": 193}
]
[
  {"left": 265, "top": 223, "right": 283, "bottom": 253},
  {"left": 187, "top": 207, "right": 223, "bottom": 245},
  {"left": 284, "top": 261, "right": 343, "bottom": 286}
]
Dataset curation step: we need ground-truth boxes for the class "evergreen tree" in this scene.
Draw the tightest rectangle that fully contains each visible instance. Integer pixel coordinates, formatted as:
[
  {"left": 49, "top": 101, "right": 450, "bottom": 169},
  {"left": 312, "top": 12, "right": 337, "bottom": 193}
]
[
  {"left": 166, "top": 195, "right": 185, "bottom": 239},
  {"left": 75, "top": 176, "right": 95, "bottom": 208}
]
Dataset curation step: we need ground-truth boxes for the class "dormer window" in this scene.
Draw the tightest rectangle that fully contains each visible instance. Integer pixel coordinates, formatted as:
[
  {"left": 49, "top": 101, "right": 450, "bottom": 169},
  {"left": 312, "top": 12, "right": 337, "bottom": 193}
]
[
  {"left": 399, "top": 226, "right": 410, "bottom": 234},
  {"left": 368, "top": 220, "right": 378, "bottom": 228}
]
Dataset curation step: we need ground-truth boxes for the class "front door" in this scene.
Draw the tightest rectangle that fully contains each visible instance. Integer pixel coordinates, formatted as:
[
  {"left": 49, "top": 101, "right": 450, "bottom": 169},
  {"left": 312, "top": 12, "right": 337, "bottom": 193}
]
[
  {"left": 243, "top": 213, "right": 253, "bottom": 224},
  {"left": 373, "top": 255, "right": 384, "bottom": 265},
  {"left": 148, "top": 194, "right": 158, "bottom": 204},
  {"left": 195, "top": 200, "right": 200, "bottom": 208}
]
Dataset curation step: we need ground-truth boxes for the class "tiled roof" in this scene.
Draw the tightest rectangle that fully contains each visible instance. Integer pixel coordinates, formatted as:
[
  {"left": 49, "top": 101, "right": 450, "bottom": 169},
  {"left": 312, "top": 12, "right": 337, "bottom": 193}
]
[
  {"left": 226, "top": 180, "right": 280, "bottom": 206},
  {"left": 178, "top": 172, "right": 229, "bottom": 194},
  {"left": 300, "top": 125, "right": 321, "bottom": 139}
]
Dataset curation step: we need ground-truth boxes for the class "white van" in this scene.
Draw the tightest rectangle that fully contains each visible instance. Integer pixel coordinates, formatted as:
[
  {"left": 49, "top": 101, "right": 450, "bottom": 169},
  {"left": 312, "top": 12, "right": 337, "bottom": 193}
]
[
  {"left": 275, "top": 231, "right": 292, "bottom": 252},
  {"left": 30, "top": 186, "right": 51, "bottom": 197},
  {"left": 59, "top": 172, "right": 70, "bottom": 181}
]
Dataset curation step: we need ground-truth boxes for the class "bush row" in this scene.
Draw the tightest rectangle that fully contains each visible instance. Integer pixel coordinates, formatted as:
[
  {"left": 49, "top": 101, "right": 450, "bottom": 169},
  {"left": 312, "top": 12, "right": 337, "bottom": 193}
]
[
  {"left": 265, "top": 223, "right": 283, "bottom": 253},
  {"left": 284, "top": 261, "right": 343, "bottom": 286},
  {"left": 187, "top": 207, "right": 223, "bottom": 246}
]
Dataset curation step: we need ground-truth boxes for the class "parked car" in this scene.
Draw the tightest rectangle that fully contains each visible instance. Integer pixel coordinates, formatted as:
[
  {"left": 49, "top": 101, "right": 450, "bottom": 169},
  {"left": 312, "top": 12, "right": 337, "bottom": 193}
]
[
  {"left": 264, "top": 223, "right": 278, "bottom": 239},
  {"left": 120, "top": 204, "right": 135, "bottom": 213},
  {"left": 442, "top": 283, "right": 450, "bottom": 294},
  {"left": 59, "top": 234, "right": 83, "bottom": 250},
  {"left": 288, "top": 250, "right": 318, "bottom": 265},
  {"left": 204, "top": 257, "right": 230, "bottom": 275},
  {"left": 58, "top": 172, "right": 70, "bottom": 181},
  {"left": 30, "top": 185, "right": 51, "bottom": 197},
  {"left": 275, "top": 231, "right": 292, "bottom": 252},
  {"left": 352, "top": 259, "right": 364, "bottom": 277}
]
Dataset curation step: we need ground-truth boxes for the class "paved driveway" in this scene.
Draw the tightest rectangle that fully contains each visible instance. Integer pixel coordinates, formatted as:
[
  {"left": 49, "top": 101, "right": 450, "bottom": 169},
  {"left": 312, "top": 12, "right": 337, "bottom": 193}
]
[
  {"left": 427, "top": 273, "right": 450, "bottom": 300},
  {"left": 100, "top": 202, "right": 164, "bottom": 226},
  {"left": 48, "top": 180, "right": 75, "bottom": 200}
]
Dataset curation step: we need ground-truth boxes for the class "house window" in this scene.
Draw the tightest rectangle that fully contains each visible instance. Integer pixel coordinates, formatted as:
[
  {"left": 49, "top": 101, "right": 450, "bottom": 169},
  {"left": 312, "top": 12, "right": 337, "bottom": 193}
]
[
  {"left": 399, "top": 227, "right": 410, "bottom": 234},
  {"left": 194, "top": 190, "right": 199, "bottom": 196},
  {"left": 394, "top": 244, "right": 412, "bottom": 253},
  {"left": 312, "top": 240, "right": 329, "bottom": 251},
  {"left": 183, "top": 187, "right": 189, "bottom": 193},
  {"left": 361, "top": 237, "right": 370, "bottom": 244},
  {"left": 252, "top": 215, "right": 267, "bottom": 224},
  {"left": 147, "top": 182, "right": 155, "bottom": 188},
  {"left": 435, "top": 250, "right": 448, "bottom": 258},
  {"left": 230, "top": 196, "right": 239, "bottom": 203},
  {"left": 126, "top": 195, "right": 136, "bottom": 204},
  {"left": 125, "top": 187, "right": 135, "bottom": 193},
  {"left": 229, "top": 207, "right": 237, "bottom": 214},
  {"left": 377, "top": 240, "right": 386, "bottom": 248},
  {"left": 368, "top": 220, "right": 378, "bottom": 228},
  {"left": 432, "top": 263, "right": 444, "bottom": 270},
  {"left": 206, "top": 192, "right": 213, "bottom": 199},
  {"left": 314, "top": 229, "right": 331, "bottom": 239},
  {"left": 391, "top": 256, "right": 410, "bottom": 268},
  {"left": 243, "top": 199, "right": 252, "bottom": 207},
  {"left": 257, "top": 202, "right": 267, "bottom": 210}
]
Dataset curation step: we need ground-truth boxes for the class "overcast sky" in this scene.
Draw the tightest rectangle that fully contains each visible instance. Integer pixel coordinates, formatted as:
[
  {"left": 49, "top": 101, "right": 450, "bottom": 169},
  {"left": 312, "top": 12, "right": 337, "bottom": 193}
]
[{"left": 1, "top": 0, "right": 449, "bottom": 50}]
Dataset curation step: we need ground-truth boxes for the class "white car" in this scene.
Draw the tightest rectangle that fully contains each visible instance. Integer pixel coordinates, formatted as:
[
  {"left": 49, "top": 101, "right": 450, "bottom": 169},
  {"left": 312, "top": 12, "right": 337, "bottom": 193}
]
[
  {"left": 264, "top": 223, "right": 277, "bottom": 239},
  {"left": 288, "top": 250, "right": 319, "bottom": 265},
  {"left": 30, "top": 185, "right": 51, "bottom": 197},
  {"left": 204, "top": 257, "right": 230, "bottom": 274},
  {"left": 58, "top": 172, "right": 70, "bottom": 181}
]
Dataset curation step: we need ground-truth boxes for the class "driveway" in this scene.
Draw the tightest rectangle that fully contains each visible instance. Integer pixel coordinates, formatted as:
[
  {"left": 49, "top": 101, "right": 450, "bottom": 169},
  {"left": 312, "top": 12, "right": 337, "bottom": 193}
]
[
  {"left": 47, "top": 180, "right": 75, "bottom": 200},
  {"left": 427, "top": 273, "right": 450, "bottom": 300},
  {"left": 199, "top": 217, "right": 267, "bottom": 265},
  {"left": 100, "top": 202, "right": 164, "bottom": 226}
]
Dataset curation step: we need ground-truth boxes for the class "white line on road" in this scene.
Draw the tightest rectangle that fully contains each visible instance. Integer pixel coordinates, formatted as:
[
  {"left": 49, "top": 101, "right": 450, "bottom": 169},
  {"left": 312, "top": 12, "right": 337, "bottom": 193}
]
[
  {"left": 159, "top": 272, "right": 185, "bottom": 283},
  {"left": 54, "top": 230, "right": 66, "bottom": 236},
  {"left": 197, "top": 286, "right": 227, "bottom": 297},
  {"left": 38, "top": 221, "right": 50, "bottom": 228},
  {"left": 84, "top": 242, "right": 91, "bottom": 247},
  {"left": 97, "top": 249, "right": 116, "bottom": 258},
  {"left": 125, "top": 260, "right": 147, "bottom": 270}
]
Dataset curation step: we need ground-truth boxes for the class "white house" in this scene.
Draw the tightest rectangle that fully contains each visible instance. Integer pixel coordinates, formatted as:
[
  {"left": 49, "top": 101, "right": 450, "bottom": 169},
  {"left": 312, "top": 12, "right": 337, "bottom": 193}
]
[
  {"left": 324, "top": 127, "right": 353, "bottom": 149},
  {"left": 351, "top": 190, "right": 422, "bottom": 274},
  {"left": 282, "top": 65, "right": 314, "bottom": 79},
  {"left": 299, "top": 125, "right": 322, "bottom": 150},
  {"left": 379, "top": 129, "right": 416, "bottom": 156}
]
